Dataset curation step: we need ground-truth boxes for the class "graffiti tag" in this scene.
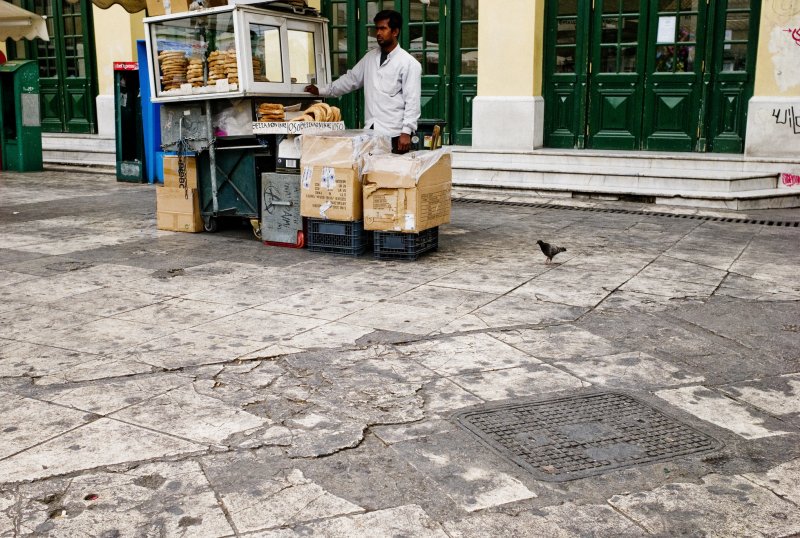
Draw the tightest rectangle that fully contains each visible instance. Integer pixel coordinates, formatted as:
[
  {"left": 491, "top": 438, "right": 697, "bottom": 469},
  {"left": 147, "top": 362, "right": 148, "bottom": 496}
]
[
  {"left": 772, "top": 107, "right": 800, "bottom": 134},
  {"left": 781, "top": 173, "right": 800, "bottom": 187},
  {"left": 784, "top": 28, "right": 800, "bottom": 46}
]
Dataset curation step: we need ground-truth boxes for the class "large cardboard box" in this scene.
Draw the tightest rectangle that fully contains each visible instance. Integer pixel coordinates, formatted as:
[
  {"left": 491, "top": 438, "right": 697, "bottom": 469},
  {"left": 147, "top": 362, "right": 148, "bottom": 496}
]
[
  {"left": 363, "top": 150, "right": 452, "bottom": 232},
  {"left": 300, "top": 166, "right": 362, "bottom": 221},
  {"left": 146, "top": 0, "right": 189, "bottom": 16},
  {"left": 300, "top": 131, "right": 390, "bottom": 221},
  {"left": 156, "top": 187, "right": 203, "bottom": 232},
  {"left": 163, "top": 156, "right": 198, "bottom": 189}
]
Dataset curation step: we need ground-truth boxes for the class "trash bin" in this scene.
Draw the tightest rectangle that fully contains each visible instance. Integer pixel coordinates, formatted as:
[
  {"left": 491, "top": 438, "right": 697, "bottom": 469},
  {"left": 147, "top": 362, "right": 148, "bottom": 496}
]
[
  {"left": 114, "top": 62, "right": 146, "bottom": 182},
  {"left": 0, "top": 60, "right": 42, "bottom": 172},
  {"left": 414, "top": 119, "right": 446, "bottom": 151}
]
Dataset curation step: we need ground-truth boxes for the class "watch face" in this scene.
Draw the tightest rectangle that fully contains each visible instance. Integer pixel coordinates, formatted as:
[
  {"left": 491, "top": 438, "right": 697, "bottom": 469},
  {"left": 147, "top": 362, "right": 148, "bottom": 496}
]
[{"left": 412, "top": 135, "right": 420, "bottom": 144}]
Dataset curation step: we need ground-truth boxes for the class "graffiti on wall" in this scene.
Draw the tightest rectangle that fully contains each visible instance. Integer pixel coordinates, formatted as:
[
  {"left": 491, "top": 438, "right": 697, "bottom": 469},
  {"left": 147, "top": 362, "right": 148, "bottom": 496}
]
[
  {"left": 772, "top": 106, "right": 800, "bottom": 133},
  {"left": 784, "top": 27, "right": 800, "bottom": 45},
  {"left": 781, "top": 173, "right": 800, "bottom": 186}
]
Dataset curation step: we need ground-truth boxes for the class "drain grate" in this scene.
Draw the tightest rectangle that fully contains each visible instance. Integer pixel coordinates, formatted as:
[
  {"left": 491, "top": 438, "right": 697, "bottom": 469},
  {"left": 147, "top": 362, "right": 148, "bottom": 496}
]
[
  {"left": 454, "top": 392, "right": 722, "bottom": 482},
  {"left": 452, "top": 198, "right": 800, "bottom": 227}
]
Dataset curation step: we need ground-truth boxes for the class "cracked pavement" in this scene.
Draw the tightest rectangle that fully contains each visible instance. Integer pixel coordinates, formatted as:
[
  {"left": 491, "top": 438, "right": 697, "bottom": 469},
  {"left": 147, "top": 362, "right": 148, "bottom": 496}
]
[{"left": 1, "top": 171, "right": 800, "bottom": 536}]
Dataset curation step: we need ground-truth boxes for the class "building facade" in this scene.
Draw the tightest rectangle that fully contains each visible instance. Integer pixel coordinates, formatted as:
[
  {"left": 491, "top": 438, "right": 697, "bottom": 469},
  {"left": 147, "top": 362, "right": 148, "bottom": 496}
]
[
  {"left": 473, "top": 0, "right": 800, "bottom": 160},
  {"left": 3, "top": 0, "right": 798, "bottom": 162}
]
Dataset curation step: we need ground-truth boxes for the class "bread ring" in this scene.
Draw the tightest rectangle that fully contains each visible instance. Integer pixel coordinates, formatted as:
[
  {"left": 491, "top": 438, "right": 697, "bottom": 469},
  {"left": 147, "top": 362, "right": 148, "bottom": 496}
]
[{"left": 308, "top": 102, "right": 332, "bottom": 121}]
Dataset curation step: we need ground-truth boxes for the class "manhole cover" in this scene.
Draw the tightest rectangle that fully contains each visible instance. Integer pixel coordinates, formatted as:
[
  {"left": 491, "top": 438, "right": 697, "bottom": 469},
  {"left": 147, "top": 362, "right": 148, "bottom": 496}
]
[{"left": 453, "top": 392, "right": 722, "bottom": 482}]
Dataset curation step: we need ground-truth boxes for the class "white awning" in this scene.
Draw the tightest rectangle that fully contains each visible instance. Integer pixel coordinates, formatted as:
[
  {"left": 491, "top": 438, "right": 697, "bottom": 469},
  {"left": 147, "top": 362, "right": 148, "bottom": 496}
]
[{"left": 0, "top": 0, "right": 49, "bottom": 41}]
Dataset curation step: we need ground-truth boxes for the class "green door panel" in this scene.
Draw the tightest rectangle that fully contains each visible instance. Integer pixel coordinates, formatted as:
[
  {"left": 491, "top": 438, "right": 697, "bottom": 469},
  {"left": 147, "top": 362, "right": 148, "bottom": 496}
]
[
  {"left": 12, "top": 0, "right": 97, "bottom": 133},
  {"left": 706, "top": 0, "right": 760, "bottom": 153}
]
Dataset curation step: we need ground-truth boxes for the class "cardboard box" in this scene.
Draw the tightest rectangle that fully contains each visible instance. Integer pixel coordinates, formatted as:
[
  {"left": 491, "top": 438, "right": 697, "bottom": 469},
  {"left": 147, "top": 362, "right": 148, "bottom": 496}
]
[
  {"left": 156, "top": 187, "right": 203, "bottom": 232},
  {"left": 163, "top": 156, "right": 198, "bottom": 189},
  {"left": 300, "top": 166, "right": 362, "bottom": 221},
  {"left": 146, "top": 0, "right": 189, "bottom": 16},
  {"left": 362, "top": 151, "right": 452, "bottom": 232},
  {"left": 299, "top": 131, "right": 390, "bottom": 221}
]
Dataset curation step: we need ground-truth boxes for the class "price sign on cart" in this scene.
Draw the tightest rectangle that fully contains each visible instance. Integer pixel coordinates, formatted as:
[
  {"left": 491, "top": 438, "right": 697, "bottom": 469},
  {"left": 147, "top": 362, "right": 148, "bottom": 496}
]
[{"left": 253, "top": 121, "right": 346, "bottom": 135}]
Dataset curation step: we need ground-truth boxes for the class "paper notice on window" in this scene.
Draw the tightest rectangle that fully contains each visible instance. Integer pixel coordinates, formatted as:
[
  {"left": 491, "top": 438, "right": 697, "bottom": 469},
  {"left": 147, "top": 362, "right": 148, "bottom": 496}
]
[{"left": 657, "top": 16, "right": 677, "bottom": 43}]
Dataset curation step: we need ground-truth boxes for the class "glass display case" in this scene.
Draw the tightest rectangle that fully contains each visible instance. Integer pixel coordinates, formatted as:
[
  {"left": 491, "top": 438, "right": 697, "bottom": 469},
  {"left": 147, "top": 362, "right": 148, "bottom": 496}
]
[{"left": 144, "top": 5, "right": 330, "bottom": 102}]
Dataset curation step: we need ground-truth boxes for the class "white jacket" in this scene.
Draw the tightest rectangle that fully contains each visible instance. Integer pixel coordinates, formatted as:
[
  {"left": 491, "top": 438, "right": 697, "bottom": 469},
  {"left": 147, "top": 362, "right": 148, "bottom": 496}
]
[{"left": 319, "top": 46, "right": 422, "bottom": 137}]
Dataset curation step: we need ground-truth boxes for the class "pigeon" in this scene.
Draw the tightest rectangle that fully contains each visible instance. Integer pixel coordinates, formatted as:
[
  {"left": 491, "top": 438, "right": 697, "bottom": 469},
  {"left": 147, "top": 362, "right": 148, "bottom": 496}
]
[{"left": 537, "top": 239, "right": 566, "bottom": 264}]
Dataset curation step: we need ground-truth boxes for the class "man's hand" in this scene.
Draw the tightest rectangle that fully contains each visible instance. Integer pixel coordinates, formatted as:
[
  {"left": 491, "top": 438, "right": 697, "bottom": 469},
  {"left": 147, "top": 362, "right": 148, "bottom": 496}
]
[
  {"left": 397, "top": 133, "right": 412, "bottom": 152},
  {"left": 304, "top": 84, "right": 319, "bottom": 95}
]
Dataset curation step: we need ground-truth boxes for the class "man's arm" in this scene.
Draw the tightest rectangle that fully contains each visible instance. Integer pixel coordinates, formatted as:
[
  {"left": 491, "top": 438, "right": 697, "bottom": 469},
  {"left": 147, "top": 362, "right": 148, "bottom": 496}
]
[
  {"left": 401, "top": 59, "right": 422, "bottom": 135},
  {"left": 306, "top": 55, "right": 368, "bottom": 97}
]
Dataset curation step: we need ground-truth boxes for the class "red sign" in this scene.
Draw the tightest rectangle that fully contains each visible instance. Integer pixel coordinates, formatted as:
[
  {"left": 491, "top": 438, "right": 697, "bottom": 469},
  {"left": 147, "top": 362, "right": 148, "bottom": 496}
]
[{"left": 113, "top": 62, "right": 138, "bottom": 71}]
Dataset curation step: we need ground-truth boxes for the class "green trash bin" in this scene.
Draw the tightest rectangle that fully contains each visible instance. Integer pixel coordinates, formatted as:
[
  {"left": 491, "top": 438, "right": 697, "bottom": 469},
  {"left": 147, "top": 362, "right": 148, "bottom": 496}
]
[{"left": 0, "top": 60, "right": 43, "bottom": 172}]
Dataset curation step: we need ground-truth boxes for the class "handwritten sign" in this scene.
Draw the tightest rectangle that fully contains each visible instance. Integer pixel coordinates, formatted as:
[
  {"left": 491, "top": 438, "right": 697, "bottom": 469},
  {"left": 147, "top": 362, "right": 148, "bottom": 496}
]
[
  {"left": 657, "top": 16, "right": 677, "bottom": 43},
  {"left": 253, "top": 121, "right": 346, "bottom": 135}
]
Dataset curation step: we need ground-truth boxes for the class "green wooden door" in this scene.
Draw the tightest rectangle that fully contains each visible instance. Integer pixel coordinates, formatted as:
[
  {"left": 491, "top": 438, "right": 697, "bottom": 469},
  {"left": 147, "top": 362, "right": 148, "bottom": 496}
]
[
  {"left": 450, "top": 0, "right": 477, "bottom": 145},
  {"left": 588, "top": 0, "right": 647, "bottom": 150},
  {"left": 641, "top": 0, "right": 708, "bottom": 151},
  {"left": 543, "top": 0, "right": 591, "bottom": 149},
  {"left": 704, "top": 0, "right": 760, "bottom": 153},
  {"left": 543, "top": 0, "right": 758, "bottom": 153},
  {"left": 26, "top": 0, "right": 97, "bottom": 133},
  {"left": 324, "top": 0, "right": 361, "bottom": 128}
]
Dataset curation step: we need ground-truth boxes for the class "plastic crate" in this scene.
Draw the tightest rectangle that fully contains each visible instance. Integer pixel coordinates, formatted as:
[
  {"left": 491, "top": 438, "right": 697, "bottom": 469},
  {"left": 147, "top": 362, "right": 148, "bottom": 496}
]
[
  {"left": 373, "top": 227, "right": 439, "bottom": 261},
  {"left": 306, "top": 218, "right": 371, "bottom": 256}
]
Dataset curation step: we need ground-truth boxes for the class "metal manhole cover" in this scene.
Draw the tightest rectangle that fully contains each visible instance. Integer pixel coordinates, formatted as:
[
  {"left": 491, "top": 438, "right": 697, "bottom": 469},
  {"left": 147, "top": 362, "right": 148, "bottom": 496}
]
[{"left": 453, "top": 392, "right": 722, "bottom": 482}]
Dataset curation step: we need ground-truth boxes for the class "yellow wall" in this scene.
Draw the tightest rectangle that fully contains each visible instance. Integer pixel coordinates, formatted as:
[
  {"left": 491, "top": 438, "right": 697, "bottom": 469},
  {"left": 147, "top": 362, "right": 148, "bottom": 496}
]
[
  {"left": 754, "top": 2, "right": 800, "bottom": 96},
  {"left": 93, "top": 4, "right": 145, "bottom": 95},
  {"left": 477, "top": 0, "right": 544, "bottom": 96}
]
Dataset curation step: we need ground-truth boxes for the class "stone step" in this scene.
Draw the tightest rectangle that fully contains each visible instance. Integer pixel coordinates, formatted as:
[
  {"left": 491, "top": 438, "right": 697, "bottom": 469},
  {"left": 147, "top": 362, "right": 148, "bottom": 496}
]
[
  {"left": 43, "top": 162, "right": 116, "bottom": 175},
  {"left": 453, "top": 168, "right": 778, "bottom": 194},
  {"left": 41, "top": 134, "right": 116, "bottom": 153},
  {"left": 453, "top": 147, "right": 800, "bottom": 175},
  {"left": 43, "top": 148, "right": 116, "bottom": 164}
]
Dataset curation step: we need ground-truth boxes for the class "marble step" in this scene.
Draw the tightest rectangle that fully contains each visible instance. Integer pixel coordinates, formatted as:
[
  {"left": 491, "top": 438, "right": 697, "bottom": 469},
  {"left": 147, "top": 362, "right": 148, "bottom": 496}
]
[
  {"left": 43, "top": 162, "right": 116, "bottom": 175},
  {"left": 453, "top": 147, "right": 800, "bottom": 175},
  {"left": 453, "top": 168, "right": 778, "bottom": 193}
]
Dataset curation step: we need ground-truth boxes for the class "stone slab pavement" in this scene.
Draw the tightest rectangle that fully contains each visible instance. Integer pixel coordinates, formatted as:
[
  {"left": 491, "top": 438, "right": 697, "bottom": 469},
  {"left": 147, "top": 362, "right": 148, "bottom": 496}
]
[{"left": 1, "top": 170, "right": 799, "bottom": 537}]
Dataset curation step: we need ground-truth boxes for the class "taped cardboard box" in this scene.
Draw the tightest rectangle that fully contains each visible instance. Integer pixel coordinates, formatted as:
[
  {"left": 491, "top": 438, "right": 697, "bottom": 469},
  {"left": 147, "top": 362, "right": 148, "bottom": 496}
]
[
  {"left": 146, "top": 0, "right": 189, "bottom": 16},
  {"left": 163, "top": 155, "right": 198, "bottom": 189},
  {"left": 363, "top": 150, "right": 452, "bottom": 232},
  {"left": 300, "top": 165, "right": 362, "bottom": 221},
  {"left": 156, "top": 187, "right": 203, "bottom": 233},
  {"left": 300, "top": 130, "right": 390, "bottom": 221}
]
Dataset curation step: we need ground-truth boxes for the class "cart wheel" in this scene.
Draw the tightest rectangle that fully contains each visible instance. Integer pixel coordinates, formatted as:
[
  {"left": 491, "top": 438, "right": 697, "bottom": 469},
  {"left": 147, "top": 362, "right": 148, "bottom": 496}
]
[{"left": 203, "top": 217, "right": 218, "bottom": 233}]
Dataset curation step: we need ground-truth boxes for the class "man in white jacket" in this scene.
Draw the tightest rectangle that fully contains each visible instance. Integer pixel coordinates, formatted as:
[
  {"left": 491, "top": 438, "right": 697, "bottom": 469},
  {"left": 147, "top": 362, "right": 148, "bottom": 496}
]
[{"left": 305, "top": 10, "right": 422, "bottom": 154}]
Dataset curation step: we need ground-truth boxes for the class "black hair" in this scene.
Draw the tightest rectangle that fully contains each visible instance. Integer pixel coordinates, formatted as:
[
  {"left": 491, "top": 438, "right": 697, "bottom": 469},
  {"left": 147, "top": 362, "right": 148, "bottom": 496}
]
[{"left": 374, "top": 9, "right": 402, "bottom": 31}]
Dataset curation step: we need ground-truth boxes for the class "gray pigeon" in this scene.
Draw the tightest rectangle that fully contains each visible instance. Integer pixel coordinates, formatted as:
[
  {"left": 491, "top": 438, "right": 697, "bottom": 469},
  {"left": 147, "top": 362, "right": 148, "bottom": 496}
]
[{"left": 537, "top": 239, "right": 566, "bottom": 264}]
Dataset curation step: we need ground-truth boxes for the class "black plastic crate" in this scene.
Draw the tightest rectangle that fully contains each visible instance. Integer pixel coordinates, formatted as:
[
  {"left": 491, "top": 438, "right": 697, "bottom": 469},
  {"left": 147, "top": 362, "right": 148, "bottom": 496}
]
[
  {"left": 306, "top": 218, "right": 371, "bottom": 256},
  {"left": 373, "top": 227, "right": 439, "bottom": 261}
]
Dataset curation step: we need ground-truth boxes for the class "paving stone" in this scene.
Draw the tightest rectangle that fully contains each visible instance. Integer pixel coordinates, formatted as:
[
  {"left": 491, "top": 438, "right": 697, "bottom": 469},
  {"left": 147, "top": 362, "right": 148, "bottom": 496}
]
[
  {"left": 552, "top": 351, "right": 704, "bottom": 389},
  {"left": 443, "top": 502, "right": 646, "bottom": 537},
  {"left": 0, "top": 342, "right": 98, "bottom": 379},
  {"left": 0, "top": 393, "right": 89, "bottom": 460},
  {"left": 490, "top": 325, "right": 620, "bottom": 360},
  {"left": 255, "top": 504, "right": 448, "bottom": 537},
  {"left": 48, "top": 286, "right": 173, "bottom": 317},
  {"left": 14, "top": 460, "right": 233, "bottom": 537},
  {"left": 33, "top": 356, "right": 155, "bottom": 386},
  {"left": 744, "top": 458, "right": 800, "bottom": 505},
  {"left": 0, "top": 305, "right": 102, "bottom": 340},
  {"left": 193, "top": 309, "right": 326, "bottom": 343},
  {"left": 428, "top": 269, "right": 536, "bottom": 295},
  {"left": 35, "top": 373, "right": 193, "bottom": 415},
  {"left": 449, "top": 363, "right": 588, "bottom": 401},
  {"left": 719, "top": 374, "right": 800, "bottom": 422},
  {"left": 203, "top": 452, "right": 363, "bottom": 533},
  {"left": 114, "top": 330, "right": 270, "bottom": 370},
  {"left": 340, "top": 301, "right": 461, "bottom": 335},
  {"left": 392, "top": 434, "right": 536, "bottom": 513},
  {"left": 111, "top": 384, "right": 266, "bottom": 445},
  {"left": 279, "top": 321, "right": 376, "bottom": 349},
  {"left": 0, "top": 270, "right": 36, "bottom": 288},
  {"left": 255, "top": 289, "right": 376, "bottom": 321},
  {"left": 397, "top": 333, "right": 539, "bottom": 376},
  {"left": 656, "top": 385, "right": 794, "bottom": 440},
  {"left": 609, "top": 473, "right": 800, "bottom": 537},
  {"left": 464, "top": 295, "right": 588, "bottom": 328},
  {"left": 25, "top": 318, "right": 176, "bottom": 355},
  {"left": 112, "top": 297, "right": 247, "bottom": 329},
  {"left": 0, "top": 418, "right": 205, "bottom": 483}
]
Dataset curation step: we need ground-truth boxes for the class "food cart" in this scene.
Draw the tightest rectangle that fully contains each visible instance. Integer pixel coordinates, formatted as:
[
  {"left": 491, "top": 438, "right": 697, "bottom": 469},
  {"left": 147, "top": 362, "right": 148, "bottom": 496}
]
[{"left": 143, "top": 0, "right": 343, "bottom": 233}]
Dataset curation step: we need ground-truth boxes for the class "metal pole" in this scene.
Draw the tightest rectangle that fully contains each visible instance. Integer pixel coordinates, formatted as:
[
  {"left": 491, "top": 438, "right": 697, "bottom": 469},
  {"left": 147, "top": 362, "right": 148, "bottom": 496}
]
[{"left": 205, "top": 99, "right": 219, "bottom": 215}]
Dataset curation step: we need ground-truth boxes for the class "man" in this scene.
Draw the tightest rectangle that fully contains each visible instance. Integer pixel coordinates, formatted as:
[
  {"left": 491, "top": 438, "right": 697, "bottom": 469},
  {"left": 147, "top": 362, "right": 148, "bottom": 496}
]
[{"left": 305, "top": 9, "right": 421, "bottom": 154}]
